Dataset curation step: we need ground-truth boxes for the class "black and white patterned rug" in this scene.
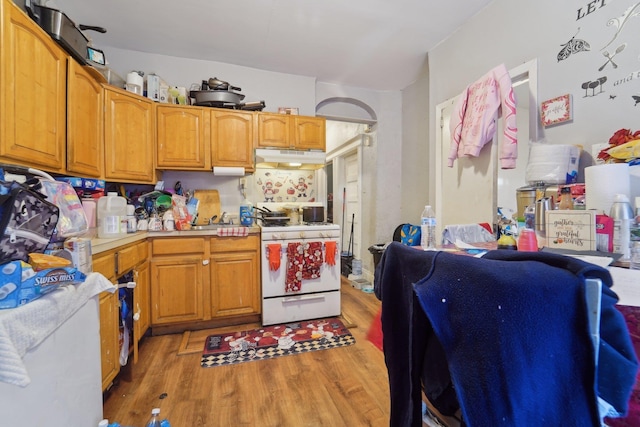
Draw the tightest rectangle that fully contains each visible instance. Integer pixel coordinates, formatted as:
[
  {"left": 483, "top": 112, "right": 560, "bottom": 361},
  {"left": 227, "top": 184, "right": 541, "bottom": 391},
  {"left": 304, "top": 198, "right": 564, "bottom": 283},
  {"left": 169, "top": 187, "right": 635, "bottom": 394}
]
[{"left": 201, "top": 317, "right": 355, "bottom": 367}]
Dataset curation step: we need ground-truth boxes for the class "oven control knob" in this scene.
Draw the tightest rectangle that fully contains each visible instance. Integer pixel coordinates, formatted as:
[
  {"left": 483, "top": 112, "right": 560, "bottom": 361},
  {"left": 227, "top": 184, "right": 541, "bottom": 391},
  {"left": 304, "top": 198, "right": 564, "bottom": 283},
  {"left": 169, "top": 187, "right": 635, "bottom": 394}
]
[{"left": 299, "top": 231, "right": 306, "bottom": 239}]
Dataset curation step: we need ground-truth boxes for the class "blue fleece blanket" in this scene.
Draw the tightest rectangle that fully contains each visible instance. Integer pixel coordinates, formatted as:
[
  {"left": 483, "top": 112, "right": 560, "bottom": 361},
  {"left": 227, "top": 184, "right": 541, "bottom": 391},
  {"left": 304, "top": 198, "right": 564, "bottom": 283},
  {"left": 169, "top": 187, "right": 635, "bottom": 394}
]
[
  {"left": 374, "top": 243, "right": 637, "bottom": 427},
  {"left": 414, "top": 250, "right": 637, "bottom": 426}
]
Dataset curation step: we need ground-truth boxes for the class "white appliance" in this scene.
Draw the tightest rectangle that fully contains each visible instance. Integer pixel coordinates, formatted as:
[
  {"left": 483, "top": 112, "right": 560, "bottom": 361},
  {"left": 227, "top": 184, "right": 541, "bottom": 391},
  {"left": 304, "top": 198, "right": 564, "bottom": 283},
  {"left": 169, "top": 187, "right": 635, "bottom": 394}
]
[
  {"left": 255, "top": 148, "right": 326, "bottom": 170},
  {"left": 260, "top": 222, "right": 341, "bottom": 326}
]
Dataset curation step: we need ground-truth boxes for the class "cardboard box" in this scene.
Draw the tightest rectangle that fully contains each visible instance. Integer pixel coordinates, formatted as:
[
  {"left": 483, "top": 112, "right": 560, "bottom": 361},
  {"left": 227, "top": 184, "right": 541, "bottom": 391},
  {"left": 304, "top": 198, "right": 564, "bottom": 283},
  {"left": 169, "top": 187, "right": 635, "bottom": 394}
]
[
  {"left": 146, "top": 74, "right": 161, "bottom": 102},
  {"left": 63, "top": 237, "right": 93, "bottom": 275},
  {"left": 596, "top": 214, "right": 614, "bottom": 252},
  {"left": 0, "top": 261, "right": 84, "bottom": 309},
  {"left": 545, "top": 210, "right": 596, "bottom": 251}
]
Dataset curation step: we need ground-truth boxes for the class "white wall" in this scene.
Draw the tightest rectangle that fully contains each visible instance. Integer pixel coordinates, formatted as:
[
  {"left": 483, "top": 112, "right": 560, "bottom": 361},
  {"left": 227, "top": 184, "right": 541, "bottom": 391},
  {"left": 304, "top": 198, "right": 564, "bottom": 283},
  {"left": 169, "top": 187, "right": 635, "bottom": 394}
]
[
  {"left": 104, "top": 47, "right": 317, "bottom": 115},
  {"left": 101, "top": 49, "right": 403, "bottom": 269},
  {"left": 428, "top": 0, "right": 640, "bottom": 176}
]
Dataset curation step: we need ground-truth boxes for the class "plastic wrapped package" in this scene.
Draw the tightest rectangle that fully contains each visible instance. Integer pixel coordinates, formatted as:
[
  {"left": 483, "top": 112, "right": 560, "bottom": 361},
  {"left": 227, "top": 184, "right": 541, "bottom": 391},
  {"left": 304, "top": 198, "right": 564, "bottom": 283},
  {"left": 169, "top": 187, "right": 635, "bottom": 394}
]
[{"left": 525, "top": 143, "right": 580, "bottom": 184}]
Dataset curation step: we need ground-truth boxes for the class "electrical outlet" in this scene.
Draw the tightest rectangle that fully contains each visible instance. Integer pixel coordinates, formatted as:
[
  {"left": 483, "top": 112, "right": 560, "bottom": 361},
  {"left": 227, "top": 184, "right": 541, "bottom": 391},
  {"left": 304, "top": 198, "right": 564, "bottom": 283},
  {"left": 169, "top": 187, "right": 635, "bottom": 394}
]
[{"left": 239, "top": 177, "right": 247, "bottom": 188}]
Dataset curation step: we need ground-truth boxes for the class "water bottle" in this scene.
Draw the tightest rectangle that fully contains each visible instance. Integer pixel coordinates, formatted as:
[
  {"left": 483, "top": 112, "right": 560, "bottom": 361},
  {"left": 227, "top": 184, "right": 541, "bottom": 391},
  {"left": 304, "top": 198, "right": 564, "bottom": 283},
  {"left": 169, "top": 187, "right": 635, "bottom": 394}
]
[
  {"left": 420, "top": 205, "right": 437, "bottom": 250},
  {"left": 610, "top": 194, "right": 634, "bottom": 260},
  {"left": 146, "top": 408, "right": 161, "bottom": 427}
]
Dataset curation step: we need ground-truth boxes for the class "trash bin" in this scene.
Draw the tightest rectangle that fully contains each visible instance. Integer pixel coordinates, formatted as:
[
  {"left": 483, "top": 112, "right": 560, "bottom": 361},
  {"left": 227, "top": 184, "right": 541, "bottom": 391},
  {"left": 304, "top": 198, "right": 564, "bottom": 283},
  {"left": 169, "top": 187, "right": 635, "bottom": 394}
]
[{"left": 368, "top": 244, "right": 386, "bottom": 270}]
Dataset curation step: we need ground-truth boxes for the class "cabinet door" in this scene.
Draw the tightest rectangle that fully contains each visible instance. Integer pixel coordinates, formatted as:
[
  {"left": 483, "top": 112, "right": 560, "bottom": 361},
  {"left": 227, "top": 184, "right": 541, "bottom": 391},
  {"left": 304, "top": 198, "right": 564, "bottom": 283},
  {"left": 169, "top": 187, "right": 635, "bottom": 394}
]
[
  {"left": 150, "top": 257, "right": 205, "bottom": 325},
  {"left": 209, "top": 251, "right": 260, "bottom": 317},
  {"left": 99, "top": 291, "right": 119, "bottom": 391},
  {"left": 156, "top": 105, "right": 210, "bottom": 170},
  {"left": 132, "top": 261, "right": 150, "bottom": 364},
  {"left": 67, "top": 61, "right": 103, "bottom": 177},
  {"left": 0, "top": 0, "right": 66, "bottom": 171},
  {"left": 256, "top": 113, "right": 290, "bottom": 148},
  {"left": 211, "top": 110, "right": 255, "bottom": 170},
  {"left": 209, "top": 236, "right": 260, "bottom": 318},
  {"left": 293, "top": 116, "right": 326, "bottom": 150},
  {"left": 104, "top": 87, "right": 155, "bottom": 183}
]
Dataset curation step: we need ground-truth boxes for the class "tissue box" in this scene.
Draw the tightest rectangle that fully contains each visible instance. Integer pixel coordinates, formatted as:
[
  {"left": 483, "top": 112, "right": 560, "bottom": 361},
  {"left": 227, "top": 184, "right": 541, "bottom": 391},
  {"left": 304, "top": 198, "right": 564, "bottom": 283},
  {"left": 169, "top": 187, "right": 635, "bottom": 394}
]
[{"left": 0, "top": 261, "right": 84, "bottom": 309}]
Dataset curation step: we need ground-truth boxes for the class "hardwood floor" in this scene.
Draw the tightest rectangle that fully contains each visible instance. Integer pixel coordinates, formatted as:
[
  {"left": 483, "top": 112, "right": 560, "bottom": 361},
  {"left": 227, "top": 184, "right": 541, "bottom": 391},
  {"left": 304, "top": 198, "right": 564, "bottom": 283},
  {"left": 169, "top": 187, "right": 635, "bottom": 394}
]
[{"left": 103, "top": 278, "right": 390, "bottom": 427}]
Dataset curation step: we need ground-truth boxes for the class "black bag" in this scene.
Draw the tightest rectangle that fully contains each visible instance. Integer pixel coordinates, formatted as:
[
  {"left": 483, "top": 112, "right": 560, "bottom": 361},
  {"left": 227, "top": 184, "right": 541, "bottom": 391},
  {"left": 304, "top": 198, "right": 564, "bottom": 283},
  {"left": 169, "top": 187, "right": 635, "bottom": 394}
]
[{"left": 0, "top": 181, "right": 59, "bottom": 264}]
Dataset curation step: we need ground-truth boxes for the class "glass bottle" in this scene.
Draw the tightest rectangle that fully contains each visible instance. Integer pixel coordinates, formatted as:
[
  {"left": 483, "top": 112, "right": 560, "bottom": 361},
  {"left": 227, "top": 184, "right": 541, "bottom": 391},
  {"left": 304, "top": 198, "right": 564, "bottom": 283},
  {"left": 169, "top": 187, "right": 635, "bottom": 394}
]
[{"left": 558, "top": 186, "right": 573, "bottom": 210}]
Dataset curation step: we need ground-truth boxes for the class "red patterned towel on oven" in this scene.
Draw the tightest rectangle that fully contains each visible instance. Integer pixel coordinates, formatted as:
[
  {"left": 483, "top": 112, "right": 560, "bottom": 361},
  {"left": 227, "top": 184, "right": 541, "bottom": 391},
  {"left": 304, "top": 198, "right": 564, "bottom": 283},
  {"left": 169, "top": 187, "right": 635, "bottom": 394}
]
[
  {"left": 303, "top": 242, "right": 323, "bottom": 280},
  {"left": 285, "top": 242, "right": 324, "bottom": 292}
]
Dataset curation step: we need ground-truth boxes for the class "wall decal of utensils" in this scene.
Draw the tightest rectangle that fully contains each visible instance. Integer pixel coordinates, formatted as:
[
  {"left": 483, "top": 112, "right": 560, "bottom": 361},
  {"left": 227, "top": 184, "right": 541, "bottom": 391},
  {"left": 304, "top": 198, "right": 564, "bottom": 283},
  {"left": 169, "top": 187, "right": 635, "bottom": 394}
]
[{"left": 599, "top": 43, "right": 626, "bottom": 71}]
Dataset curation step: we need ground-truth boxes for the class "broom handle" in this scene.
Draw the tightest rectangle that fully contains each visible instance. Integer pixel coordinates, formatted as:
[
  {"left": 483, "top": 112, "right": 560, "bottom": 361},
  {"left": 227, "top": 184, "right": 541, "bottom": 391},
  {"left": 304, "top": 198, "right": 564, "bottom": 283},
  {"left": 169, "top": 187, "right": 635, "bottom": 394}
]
[{"left": 341, "top": 187, "right": 346, "bottom": 251}]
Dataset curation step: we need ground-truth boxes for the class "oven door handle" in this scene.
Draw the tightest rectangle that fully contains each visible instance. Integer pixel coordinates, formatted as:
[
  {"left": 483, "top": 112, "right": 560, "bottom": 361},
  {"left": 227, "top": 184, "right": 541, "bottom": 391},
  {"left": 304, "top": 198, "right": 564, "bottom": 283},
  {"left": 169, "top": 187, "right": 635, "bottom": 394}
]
[{"left": 281, "top": 294, "right": 325, "bottom": 303}]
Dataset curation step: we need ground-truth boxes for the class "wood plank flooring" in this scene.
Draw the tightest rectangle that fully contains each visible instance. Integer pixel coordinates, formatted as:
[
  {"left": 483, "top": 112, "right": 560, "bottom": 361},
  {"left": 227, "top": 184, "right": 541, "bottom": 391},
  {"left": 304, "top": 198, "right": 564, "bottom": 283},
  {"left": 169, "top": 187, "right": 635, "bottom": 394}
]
[{"left": 103, "top": 278, "right": 390, "bottom": 427}]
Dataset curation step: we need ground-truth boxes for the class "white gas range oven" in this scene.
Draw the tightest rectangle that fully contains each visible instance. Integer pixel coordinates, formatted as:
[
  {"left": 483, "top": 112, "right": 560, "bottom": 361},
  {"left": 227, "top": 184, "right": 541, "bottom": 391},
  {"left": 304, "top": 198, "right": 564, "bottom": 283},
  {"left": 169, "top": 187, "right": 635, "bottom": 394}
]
[{"left": 260, "top": 221, "right": 342, "bottom": 326}]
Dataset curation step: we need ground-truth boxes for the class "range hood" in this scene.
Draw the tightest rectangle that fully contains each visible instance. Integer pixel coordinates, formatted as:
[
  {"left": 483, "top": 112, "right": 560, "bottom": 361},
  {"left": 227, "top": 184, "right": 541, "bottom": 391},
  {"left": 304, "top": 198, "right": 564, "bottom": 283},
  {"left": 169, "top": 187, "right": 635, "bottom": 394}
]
[{"left": 255, "top": 148, "right": 326, "bottom": 170}]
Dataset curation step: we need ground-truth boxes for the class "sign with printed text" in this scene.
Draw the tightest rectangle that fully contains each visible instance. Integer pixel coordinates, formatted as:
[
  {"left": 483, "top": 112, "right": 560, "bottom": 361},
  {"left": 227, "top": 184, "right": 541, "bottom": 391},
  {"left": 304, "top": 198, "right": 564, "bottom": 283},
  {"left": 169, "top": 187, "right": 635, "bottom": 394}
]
[{"left": 545, "top": 210, "right": 596, "bottom": 251}]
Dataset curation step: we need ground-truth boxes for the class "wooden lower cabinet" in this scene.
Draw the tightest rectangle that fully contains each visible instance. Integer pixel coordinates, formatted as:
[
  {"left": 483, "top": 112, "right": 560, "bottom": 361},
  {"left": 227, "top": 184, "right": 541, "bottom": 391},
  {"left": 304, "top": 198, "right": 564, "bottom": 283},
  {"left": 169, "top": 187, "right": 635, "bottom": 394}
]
[
  {"left": 149, "top": 235, "right": 260, "bottom": 329},
  {"left": 209, "top": 235, "right": 260, "bottom": 318},
  {"left": 93, "top": 239, "right": 149, "bottom": 392}
]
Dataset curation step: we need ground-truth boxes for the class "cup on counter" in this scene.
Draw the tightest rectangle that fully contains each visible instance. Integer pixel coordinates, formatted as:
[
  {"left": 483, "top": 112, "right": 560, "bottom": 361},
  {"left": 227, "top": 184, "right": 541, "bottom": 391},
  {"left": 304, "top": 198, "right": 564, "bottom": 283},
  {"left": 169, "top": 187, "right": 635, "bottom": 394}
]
[{"left": 517, "top": 229, "right": 538, "bottom": 252}]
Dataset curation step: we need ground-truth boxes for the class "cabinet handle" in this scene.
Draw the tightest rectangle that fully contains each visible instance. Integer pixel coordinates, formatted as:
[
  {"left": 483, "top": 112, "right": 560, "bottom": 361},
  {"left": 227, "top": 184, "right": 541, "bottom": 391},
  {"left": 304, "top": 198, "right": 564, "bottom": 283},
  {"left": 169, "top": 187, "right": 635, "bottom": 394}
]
[
  {"left": 133, "top": 303, "right": 141, "bottom": 321},
  {"left": 281, "top": 295, "right": 325, "bottom": 303}
]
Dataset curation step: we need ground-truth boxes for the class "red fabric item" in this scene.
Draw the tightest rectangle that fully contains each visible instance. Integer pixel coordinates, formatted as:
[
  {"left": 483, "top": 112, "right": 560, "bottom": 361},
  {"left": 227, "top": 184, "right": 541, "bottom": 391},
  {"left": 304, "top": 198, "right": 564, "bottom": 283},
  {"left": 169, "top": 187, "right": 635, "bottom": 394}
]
[
  {"left": 479, "top": 222, "right": 493, "bottom": 234},
  {"left": 286, "top": 243, "right": 302, "bottom": 292},
  {"left": 325, "top": 241, "right": 337, "bottom": 266},
  {"left": 285, "top": 242, "right": 324, "bottom": 292},
  {"left": 267, "top": 244, "right": 281, "bottom": 271},
  {"left": 302, "top": 242, "right": 323, "bottom": 280},
  {"left": 367, "top": 307, "right": 383, "bottom": 351}
]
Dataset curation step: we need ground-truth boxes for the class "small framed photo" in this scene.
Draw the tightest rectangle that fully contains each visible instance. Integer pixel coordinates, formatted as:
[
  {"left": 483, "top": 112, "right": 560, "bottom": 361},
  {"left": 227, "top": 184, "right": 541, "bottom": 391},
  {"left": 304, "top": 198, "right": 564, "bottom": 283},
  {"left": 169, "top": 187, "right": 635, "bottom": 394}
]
[
  {"left": 541, "top": 94, "right": 572, "bottom": 127},
  {"left": 278, "top": 107, "right": 299, "bottom": 115}
]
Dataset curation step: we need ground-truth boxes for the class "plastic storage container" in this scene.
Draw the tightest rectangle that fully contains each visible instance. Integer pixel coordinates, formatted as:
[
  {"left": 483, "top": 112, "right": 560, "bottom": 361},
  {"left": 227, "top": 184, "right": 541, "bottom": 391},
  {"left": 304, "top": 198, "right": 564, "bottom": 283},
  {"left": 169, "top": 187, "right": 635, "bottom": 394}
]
[
  {"left": 610, "top": 193, "right": 634, "bottom": 260},
  {"left": 240, "top": 198, "right": 254, "bottom": 226},
  {"left": 97, "top": 192, "right": 128, "bottom": 239}
]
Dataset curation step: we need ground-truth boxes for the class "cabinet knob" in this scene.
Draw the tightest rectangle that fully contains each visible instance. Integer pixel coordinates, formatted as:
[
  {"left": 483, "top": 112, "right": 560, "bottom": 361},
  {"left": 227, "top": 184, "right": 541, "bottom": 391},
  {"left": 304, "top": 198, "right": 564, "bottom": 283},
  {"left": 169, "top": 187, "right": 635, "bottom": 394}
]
[{"left": 203, "top": 259, "right": 210, "bottom": 266}]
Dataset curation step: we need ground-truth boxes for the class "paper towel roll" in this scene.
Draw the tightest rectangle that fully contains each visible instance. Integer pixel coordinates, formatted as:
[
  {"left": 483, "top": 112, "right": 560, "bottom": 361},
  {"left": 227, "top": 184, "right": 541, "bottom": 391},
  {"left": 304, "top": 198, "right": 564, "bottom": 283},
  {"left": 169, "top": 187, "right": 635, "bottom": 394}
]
[
  {"left": 585, "top": 163, "right": 630, "bottom": 214},
  {"left": 212, "top": 167, "right": 245, "bottom": 176}
]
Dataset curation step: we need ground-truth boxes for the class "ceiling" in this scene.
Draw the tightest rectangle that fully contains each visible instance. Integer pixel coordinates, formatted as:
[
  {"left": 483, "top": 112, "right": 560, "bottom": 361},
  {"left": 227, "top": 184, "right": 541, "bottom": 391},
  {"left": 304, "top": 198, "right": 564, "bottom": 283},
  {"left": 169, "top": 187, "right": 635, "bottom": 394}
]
[{"left": 51, "top": 0, "right": 493, "bottom": 91}]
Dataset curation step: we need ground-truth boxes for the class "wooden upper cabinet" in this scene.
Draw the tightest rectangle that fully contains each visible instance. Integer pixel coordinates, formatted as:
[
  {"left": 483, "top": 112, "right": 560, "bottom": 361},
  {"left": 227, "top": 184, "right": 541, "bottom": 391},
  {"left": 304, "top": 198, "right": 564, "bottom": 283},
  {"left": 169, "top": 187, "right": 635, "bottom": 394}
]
[
  {"left": 103, "top": 86, "right": 155, "bottom": 183},
  {"left": 256, "top": 113, "right": 290, "bottom": 148},
  {"left": 0, "top": 0, "right": 66, "bottom": 171},
  {"left": 256, "top": 113, "right": 326, "bottom": 151},
  {"left": 293, "top": 116, "right": 326, "bottom": 150},
  {"left": 67, "top": 61, "right": 103, "bottom": 177},
  {"left": 211, "top": 109, "right": 255, "bottom": 171},
  {"left": 156, "top": 104, "right": 210, "bottom": 170}
]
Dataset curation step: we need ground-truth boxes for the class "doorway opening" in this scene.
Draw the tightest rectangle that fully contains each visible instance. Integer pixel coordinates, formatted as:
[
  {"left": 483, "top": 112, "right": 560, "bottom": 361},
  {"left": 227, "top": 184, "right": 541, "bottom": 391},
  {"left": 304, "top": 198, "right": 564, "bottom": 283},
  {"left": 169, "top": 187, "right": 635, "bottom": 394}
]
[{"left": 317, "top": 98, "right": 377, "bottom": 269}]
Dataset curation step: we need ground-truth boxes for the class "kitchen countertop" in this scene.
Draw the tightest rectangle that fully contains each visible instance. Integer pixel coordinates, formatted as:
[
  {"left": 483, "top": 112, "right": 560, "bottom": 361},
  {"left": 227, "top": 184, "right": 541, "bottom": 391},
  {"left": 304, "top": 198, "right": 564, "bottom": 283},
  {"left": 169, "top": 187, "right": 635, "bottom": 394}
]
[{"left": 88, "top": 226, "right": 261, "bottom": 255}]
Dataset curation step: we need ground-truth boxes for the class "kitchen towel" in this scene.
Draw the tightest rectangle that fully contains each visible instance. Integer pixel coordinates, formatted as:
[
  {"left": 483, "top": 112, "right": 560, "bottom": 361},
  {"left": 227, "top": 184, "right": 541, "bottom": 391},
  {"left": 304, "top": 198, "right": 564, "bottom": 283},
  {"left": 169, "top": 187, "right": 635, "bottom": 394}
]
[
  {"left": 585, "top": 163, "right": 630, "bottom": 214},
  {"left": 212, "top": 167, "right": 245, "bottom": 176},
  {"left": 285, "top": 242, "right": 324, "bottom": 292},
  {"left": 267, "top": 244, "right": 282, "bottom": 271},
  {"left": 302, "top": 242, "right": 323, "bottom": 280},
  {"left": 325, "top": 241, "right": 337, "bottom": 266},
  {"left": 217, "top": 227, "right": 249, "bottom": 237},
  {"left": 286, "top": 243, "right": 303, "bottom": 292}
]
